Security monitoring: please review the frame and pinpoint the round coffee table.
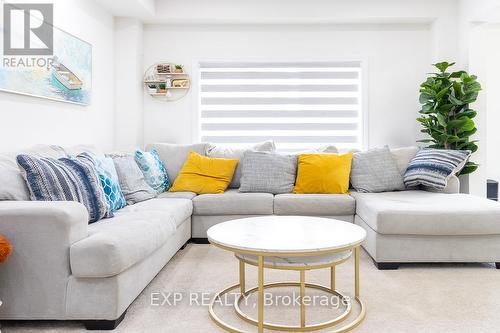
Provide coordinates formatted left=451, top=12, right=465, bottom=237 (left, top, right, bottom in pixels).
left=207, top=216, right=367, bottom=333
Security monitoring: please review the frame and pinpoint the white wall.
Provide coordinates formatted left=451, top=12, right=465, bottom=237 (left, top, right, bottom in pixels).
left=0, top=0, right=114, bottom=151
left=142, top=23, right=431, bottom=149
left=114, top=18, right=144, bottom=151
left=468, top=24, right=500, bottom=193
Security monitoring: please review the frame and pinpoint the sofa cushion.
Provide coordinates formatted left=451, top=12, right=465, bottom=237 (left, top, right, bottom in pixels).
left=351, top=191, right=500, bottom=235
left=294, top=153, right=352, bottom=194
left=206, top=141, right=276, bottom=188
left=158, top=191, right=197, bottom=200
left=17, top=153, right=111, bottom=223
left=146, top=142, right=208, bottom=182
left=403, top=148, right=470, bottom=190
left=193, top=189, right=273, bottom=215
left=390, top=146, right=419, bottom=176
left=64, top=144, right=105, bottom=159
left=0, top=144, right=67, bottom=201
left=274, top=194, right=355, bottom=216
left=70, top=198, right=192, bottom=278
left=239, top=151, right=297, bottom=194
left=169, top=152, right=238, bottom=194
left=350, top=146, right=405, bottom=193
left=110, top=154, right=156, bottom=205
left=88, top=153, right=127, bottom=212
left=135, top=149, right=171, bottom=194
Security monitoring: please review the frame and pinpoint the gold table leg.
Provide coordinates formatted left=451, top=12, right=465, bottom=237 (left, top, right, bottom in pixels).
left=300, top=270, right=306, bottom=328
left=239, top=260, right=245, bottom=295
left=258, top=256, right=264, bottom=333
left=210, top=247, right=366, bottom=333
left=330, top=265, right=336, bottom=291
left=354, top=246, right=360, bottom=297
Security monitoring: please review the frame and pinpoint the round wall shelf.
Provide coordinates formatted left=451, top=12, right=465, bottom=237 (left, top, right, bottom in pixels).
left=143, top=62, right=191, bottom=102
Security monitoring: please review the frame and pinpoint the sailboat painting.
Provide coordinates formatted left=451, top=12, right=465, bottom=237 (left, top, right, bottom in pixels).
left=0, top=24, right=91, bottom=105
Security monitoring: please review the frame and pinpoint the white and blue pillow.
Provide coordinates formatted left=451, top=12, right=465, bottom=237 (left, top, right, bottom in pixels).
left=81, top=153, right=127, bottom=212
left=403, top=148, right=471, bottom=190
left=16, top=153, right=111, bottom=223
left=134, top=149, right=171, bottom=194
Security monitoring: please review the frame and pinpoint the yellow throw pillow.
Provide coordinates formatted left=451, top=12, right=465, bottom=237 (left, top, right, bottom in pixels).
left=169, top=151, right=238, bottom=194
left=293, top=153, right=353, bottom=194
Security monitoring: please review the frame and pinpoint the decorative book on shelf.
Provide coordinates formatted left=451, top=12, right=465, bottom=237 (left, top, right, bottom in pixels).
left=143, top=62, right=191, bottom=102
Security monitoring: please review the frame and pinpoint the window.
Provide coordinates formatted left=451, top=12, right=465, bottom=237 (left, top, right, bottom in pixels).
left=198, top=61, right=363, bottom=152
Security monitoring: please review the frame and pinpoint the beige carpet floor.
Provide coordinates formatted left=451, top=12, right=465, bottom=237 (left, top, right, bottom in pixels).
left=3, top=244, right=500, bottom=333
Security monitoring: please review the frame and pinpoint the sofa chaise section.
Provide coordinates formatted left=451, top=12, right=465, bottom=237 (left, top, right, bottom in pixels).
left=351, top=191, right=500, bottom=269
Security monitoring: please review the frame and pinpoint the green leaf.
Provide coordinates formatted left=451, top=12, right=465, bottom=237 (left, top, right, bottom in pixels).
left=437, top=103, right=454, bottom=112
left=449, top=95, right=464, bottom=106
left=436, top=113, right=447, bottom=127
left=459, top=117, right=475, bottom=132
left=453, top=81, right=463, bottom=97
left=461, top=128, right=477, bottom=137
left=459, top=109, right=477, bottom=119
left=416, top=139, right=435, bottom=143
left=419, top=94, right=432, bottom=104
left=422, top=104, right=433, bottom=112
left=434, top=62, right=455, bottom=72
left=450, top=70, right=466, bottom=78
left=459, top=161, right=479, bottom=175
left=436, top=85, right=451, bottom=99
left=447, top=119, right=468, bottom=130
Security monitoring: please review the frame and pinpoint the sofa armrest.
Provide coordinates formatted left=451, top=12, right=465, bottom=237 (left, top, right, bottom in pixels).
left=0, top=201, right=88, bottom=319
left=442, top=175, right=460, bottom=194
left=424, top=175, right=460, bottom=194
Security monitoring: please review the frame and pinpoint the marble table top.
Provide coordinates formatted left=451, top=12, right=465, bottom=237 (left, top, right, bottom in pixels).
left=207, top=216, right=366, bottom=255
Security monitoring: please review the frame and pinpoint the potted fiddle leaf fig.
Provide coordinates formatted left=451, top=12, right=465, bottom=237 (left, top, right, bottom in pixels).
left=417, top=61, right=482, bottom=175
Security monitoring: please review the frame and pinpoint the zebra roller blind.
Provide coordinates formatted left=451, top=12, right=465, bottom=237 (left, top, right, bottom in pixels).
left=198, top=61, right=363, bottom=152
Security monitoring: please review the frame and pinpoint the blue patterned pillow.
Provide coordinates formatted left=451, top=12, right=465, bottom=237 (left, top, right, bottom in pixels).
left=16, top=154, right=111, bottom=223
left=403, top=149, right=471, bottom=190
left=134, top=149, right=171, bottom=194
left=81, top=153, right=127, bottom=212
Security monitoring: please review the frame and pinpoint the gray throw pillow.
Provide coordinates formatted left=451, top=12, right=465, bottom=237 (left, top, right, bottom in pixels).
left=205, top=141, right=276, bottom=188
left=239, top=151, right=297, bottom=194
left=110, top=154, right=156, bottom=205
left=350, top=146, right=405, bottom=193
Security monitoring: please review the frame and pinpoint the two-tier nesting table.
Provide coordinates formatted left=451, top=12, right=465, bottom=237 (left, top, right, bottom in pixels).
left=207, top=216, right=367, bottom=333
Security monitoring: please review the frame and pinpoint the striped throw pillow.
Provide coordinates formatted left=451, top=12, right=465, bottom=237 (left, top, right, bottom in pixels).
left=16, top=154, right=111, bottom=223
left=403, top=149, right=470, bottom=190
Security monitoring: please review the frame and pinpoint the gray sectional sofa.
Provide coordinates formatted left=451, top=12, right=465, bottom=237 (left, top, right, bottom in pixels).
left=1, top=142, right=500, bottom=329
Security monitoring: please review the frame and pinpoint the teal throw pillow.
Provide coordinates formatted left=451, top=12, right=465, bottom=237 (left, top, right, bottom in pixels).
left=90, top=154, right=127, bottom=212
left=135, top=149, right=171, bottom=194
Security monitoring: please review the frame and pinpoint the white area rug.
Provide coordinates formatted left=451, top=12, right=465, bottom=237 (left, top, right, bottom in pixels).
left=3, top=244, right=500, bottom=332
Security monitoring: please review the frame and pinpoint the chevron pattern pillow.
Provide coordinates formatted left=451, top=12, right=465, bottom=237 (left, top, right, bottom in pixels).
left=403, top=148, right=471, bottom=190
left=16, top=154, right=111, bottom=223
